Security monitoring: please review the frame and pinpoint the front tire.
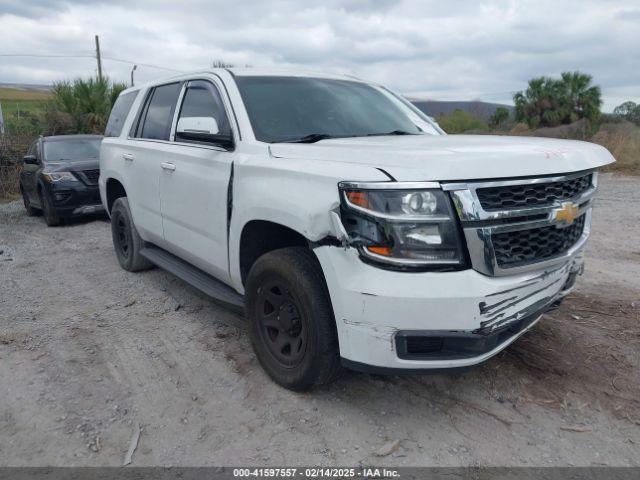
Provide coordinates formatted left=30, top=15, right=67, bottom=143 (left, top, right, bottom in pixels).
left=245, top=247, right=341, bottom=391
left=21, top=184, right=39, bottom=217
left=39, top=189, right=60, bottom=226
left=110, top=197, right=153, bottom=272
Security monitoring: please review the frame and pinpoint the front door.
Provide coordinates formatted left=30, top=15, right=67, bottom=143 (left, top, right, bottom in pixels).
left=159, top=79, right=235, bottom=283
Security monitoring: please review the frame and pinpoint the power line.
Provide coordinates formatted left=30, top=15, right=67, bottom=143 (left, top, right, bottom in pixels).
left=101, top=56, right=183, bottom=72
left=0, top=53, right=183, bottom=72
left=0, top=53, right=95, bottom=58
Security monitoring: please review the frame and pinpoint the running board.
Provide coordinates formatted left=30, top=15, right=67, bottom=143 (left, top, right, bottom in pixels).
left=140, top=246, right=244, bottom=313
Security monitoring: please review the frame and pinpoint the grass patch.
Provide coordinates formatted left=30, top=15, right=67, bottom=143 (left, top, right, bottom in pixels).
left=0, top=87, right=53, bottom=101
left=1, top=87, right=52, bottom=132
left=0, top=99, right=49, bottom=118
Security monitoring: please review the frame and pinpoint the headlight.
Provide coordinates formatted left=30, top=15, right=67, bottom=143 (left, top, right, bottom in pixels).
left=42, top=172, right=78, bottom=182
left=339, top=182, right=466, bottom=269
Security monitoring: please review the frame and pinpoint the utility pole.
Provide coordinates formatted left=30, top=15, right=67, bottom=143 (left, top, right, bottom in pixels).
left=95, top=34, right=103, bottom=81
left=131, top=65, right=137, bottom=86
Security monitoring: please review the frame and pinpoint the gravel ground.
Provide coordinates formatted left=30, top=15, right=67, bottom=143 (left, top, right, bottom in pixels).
left=0, top=174, right=638, bottom=467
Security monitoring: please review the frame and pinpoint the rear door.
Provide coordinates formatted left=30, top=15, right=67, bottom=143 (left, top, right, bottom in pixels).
left=159, top=79, right=236, bottom=282
left=125, top=82, right=183, bottom=244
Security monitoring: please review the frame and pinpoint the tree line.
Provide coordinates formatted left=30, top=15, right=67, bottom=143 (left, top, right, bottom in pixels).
left=2, top=71, right=639, bottom=136
left=439, top=71, right=638, bottom=134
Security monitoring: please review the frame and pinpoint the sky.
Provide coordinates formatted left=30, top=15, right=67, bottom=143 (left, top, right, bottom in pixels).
left=0, top=0, right=638, bottom=111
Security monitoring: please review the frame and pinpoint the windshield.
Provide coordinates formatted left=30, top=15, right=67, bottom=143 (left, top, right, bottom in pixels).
left=235, top=76, right=439, bottom=143
left=44, top=138, right=101, bottom=161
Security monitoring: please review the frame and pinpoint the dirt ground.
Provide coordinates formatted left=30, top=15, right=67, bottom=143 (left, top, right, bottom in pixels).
left=0, top=174, right=638, bottom=467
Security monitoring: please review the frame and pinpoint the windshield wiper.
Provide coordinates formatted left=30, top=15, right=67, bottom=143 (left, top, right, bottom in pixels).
left=281, top=130, right=418, bottom=143
left=282, top=133, right=341, bottom=144
left=365, top=130, right=417, bottom=137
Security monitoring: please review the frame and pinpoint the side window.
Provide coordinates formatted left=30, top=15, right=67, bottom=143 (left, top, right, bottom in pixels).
left=105, top=90, right=138, bottom=137
left=27, top=141, right=40, bottom=162
left=175, top=80, right=231, bottom=142
left=138, top=83, right=182, bottom=141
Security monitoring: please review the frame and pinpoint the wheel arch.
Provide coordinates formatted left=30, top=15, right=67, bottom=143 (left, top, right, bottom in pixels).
left=105, top=177, right=127, bottom=214
left=238, top=219, right=312, bottom=286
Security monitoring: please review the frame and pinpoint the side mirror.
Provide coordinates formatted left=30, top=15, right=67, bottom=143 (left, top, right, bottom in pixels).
left=177, top=116, right=219, bottom=136
left=176, top=116, right=233, bottom=149
left=23, top=155, right=38, bottom=165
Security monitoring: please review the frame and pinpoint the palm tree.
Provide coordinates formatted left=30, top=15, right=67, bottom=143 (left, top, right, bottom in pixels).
left=514, top=71, right=602, bottom=128
left=559, top=71, right=602, bottom=124
left=514, top=76, right=563, bottom=128
left=52, top=77, right=127, bottom=134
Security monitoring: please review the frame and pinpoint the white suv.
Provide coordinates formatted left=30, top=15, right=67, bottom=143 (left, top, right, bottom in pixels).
left=100, top=68, right=614, bottom=390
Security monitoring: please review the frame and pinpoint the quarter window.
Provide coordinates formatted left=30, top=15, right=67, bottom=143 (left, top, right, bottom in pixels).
left=105, top=90, right=138, bottom=137
left=138, top=83, right=182, bottom=141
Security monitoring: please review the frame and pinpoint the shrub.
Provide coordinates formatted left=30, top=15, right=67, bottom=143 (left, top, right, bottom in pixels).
left=489, top=107, right=511, bottom=129
left=437, top=109, right=488, bottom=134
left=591, top=121, right=640, bottom=173
left=0, top=132, right=36, bottom=200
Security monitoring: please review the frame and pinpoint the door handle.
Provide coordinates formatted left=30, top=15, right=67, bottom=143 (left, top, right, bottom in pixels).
left=122, top=153, right=134, bottom=162
left=161, top=162, right=176, bottom=171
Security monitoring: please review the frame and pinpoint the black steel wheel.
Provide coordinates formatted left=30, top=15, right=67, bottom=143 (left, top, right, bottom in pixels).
left=110, top=197, right=153, bottom=272
left=256, top=281, right=308, bottom=368
left=114, top=212, right=132, bottom=261
left=246, top=247, right=341, bottom=391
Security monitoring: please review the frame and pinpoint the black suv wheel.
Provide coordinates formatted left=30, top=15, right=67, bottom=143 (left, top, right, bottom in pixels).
left=20, top=184, right=40, bottom=217
left=39, top=189, right=60, bottom=226
left=110, top=197, right=153, bottom=272
left=245, top=247, right=341, bottom=391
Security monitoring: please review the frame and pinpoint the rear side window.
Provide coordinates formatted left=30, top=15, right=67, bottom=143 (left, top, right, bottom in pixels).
left=105, top=90, right=138, bottom=137
left=138, top=83, right=182, bottom=141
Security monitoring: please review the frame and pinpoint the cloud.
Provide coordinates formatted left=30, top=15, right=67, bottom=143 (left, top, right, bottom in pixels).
left=0, top=0, right=637, bottom=110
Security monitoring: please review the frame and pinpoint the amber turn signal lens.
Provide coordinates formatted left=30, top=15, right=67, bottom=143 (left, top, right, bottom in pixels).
left=345, top=190, right=371, bottom=209
left=366, top=246, right=393, bottom=256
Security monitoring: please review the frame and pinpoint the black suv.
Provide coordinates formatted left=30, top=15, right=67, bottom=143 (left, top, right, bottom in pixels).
left=19, top=135, right=104, bottom=226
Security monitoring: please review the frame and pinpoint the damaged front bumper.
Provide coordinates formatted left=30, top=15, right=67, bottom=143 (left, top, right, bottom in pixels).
left=314, top=245, right=583, bottom=372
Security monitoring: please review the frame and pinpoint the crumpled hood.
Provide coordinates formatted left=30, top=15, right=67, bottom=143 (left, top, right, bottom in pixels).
left=269, top=134, right=615, bottom=181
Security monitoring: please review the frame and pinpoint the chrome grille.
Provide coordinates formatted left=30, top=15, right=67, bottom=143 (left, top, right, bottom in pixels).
left=442, top=171, right=597, bottom=276
left=477, top=173, right=592, bottom=210
left=493, top=214, right=586, bottom=267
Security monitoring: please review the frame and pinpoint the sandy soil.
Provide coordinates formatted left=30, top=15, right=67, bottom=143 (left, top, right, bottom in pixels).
left=0, top=174, right=638, bottom=467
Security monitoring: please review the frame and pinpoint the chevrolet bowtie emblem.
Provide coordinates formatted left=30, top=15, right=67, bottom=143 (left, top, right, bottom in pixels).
left=553, top=202, right=580, bottom=226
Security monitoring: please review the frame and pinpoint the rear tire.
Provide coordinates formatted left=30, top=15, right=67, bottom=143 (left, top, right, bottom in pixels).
left=245, top=247, right=341, bottom=391
left=21, top=184, right=40, bottom=217
left=110, top=197, right=153, bottom=272
left=39, top=190, right=60, bottom=226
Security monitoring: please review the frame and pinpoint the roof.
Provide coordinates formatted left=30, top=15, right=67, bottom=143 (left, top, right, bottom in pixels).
left=121, top=67, right=366, bottom=94
left=42, top=134, right=103, bottom=142
left=227, top=67, right=362, bottom=81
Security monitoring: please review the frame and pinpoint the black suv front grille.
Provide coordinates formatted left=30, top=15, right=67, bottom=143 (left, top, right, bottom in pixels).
left=477, top=173, right=592, bottom=211
left=492, top=214, right=586, bottom=267
left=82, top=169, right=100, bottom=184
